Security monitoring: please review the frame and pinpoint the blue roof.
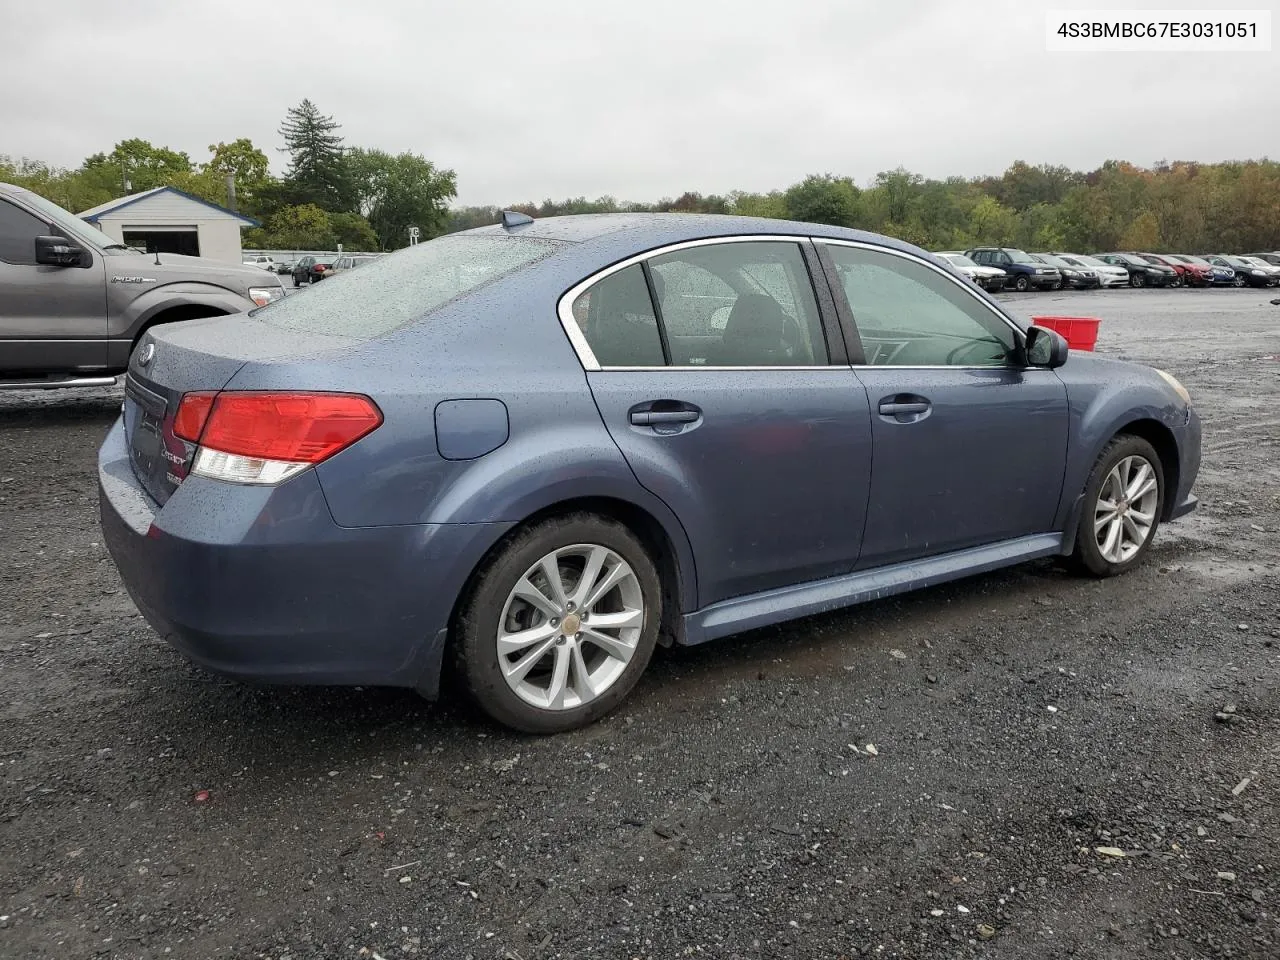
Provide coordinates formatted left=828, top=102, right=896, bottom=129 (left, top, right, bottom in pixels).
left=80, top=186, right=260, bottom=227
left=463, top=212, right=927, bottom=261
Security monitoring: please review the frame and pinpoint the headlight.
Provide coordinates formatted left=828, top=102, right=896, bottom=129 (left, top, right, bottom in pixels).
left=1034, top=268, right=1047, bottom=274
left=1250, top=269, right=1264, bottom=276
left=249, top=286, right=285, bottom=307
left=1154, top=368, right=1191, bottom=406
left=1064, top=270, right=1079, bottom=277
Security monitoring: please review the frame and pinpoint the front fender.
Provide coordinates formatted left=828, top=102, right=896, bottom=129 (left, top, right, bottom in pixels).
left=110, top=282, right=253, bottom=338
left=1054, top=357, right=1195, bottom=539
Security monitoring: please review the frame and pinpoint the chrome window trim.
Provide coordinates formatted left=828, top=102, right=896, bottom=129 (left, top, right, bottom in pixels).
left=557, top=234, right=825, bottom=372
left=556, top=233, right=1038, bottom=374
left=811, top=237, right=1027, bottom=342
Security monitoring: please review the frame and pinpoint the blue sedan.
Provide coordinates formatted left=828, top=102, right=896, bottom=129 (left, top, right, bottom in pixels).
left=99, top=213, right=1201, bottom=733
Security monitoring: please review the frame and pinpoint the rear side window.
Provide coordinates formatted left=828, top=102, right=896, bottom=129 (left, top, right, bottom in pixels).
left=649, top=241, right=827, bottom=366
left=571, top=264, right=666, bottom=367
left=256, top=235, right=560, bottom=338
left=0, top=199, right=49, bottom=265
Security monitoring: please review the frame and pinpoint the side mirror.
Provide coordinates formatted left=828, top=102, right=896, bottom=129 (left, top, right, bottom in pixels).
left=1026, top=325, right=1069, bottom=368
left=35, top=236, right=88, bottom=268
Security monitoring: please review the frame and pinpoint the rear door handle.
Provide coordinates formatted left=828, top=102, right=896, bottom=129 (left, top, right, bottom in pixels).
left=630, top=409, right=700, bottom=426
left=878, top=401, right=930, bottom=415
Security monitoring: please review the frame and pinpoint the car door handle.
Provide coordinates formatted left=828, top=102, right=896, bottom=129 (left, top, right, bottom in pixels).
left=878, top=401, right=930, bottom=416
left=630, top=409, right=700, bottom=426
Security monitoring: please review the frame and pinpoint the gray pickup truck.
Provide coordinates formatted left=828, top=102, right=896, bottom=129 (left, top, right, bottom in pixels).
left=0, top=182, right=284, bottom=389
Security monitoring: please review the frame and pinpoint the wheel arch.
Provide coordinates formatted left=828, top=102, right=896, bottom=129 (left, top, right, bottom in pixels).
left=1060, top=412, right=1185, bottom=552
left=1114, top=417, right=1180, bottom=520
left=446, top=494, right=694, bottom=652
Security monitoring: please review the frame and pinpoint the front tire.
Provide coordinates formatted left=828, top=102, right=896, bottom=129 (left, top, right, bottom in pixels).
left=454, top=513, right=663, bottom=733
left=1013, top=274, right=1031, bottom=292
left=1130, top=272, right=1145, bottom=288
left=1068, top=435, right=1164, bottom=577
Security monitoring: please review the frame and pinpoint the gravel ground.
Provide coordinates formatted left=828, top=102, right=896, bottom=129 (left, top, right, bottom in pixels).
left=1, top=288, right=1278, bottom=960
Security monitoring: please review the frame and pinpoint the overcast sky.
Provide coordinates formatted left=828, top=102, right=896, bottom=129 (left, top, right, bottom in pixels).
left=2, top=0, right=1275, bottom=206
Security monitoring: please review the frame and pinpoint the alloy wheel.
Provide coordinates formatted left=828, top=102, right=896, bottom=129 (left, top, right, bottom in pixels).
left=496, top=544, right=645, bottom=711
left=1093, top=455, right=1159, bottom=564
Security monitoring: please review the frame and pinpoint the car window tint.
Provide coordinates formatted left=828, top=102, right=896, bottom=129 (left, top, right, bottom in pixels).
left=255, top=234, right=561, bottom=338
left=571, top=264, right=666, bottom=367
left=0, top=199, right=49, bottom=265
left=827, top=245, right=1016, bottom=367
left=648, top=241, right=827, bottom=366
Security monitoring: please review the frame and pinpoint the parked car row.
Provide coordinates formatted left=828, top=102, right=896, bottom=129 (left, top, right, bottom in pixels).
left=934, top=246, right=1280, bottom=291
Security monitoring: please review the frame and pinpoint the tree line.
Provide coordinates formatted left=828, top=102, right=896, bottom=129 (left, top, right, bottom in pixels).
left=6, top=114, right=1278, bottom=254
left=0, top=100, right=456, bottom=252
left=449, top=159, right=1280, bottom=254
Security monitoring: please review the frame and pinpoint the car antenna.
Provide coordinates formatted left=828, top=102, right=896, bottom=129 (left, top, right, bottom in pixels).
left=153, top=248, right=162, bottom=266
left=501, top=210, right=534, bottom=230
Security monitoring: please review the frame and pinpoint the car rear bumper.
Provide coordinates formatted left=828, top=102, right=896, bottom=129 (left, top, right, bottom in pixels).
left=98, top=418, right=510, bottom=695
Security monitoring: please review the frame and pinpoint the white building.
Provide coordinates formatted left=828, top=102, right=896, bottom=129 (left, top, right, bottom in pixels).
left=78, top=187, right=259, bottom=263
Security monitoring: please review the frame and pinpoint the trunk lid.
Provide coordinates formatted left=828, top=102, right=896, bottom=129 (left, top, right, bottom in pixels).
left=123, top=314, right=356, bottom=505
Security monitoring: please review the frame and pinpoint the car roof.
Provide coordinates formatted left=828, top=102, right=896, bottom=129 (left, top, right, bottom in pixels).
left=458, top=212, right=932, bottom=260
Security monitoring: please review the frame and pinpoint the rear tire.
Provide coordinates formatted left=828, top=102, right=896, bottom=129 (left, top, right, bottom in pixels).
left=1067, top=435, right=1164, bottom=578
left=454, top=513, right=663, bottom=734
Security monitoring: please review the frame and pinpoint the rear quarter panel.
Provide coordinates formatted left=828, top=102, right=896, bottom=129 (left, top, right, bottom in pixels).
left=226, top=254, right=701, bottom=608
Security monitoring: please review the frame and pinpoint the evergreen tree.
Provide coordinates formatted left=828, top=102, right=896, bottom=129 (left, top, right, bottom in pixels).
left=277, top=99, right=352, bottom=212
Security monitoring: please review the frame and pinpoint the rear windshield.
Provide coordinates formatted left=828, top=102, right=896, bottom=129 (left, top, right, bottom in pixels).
left=253, top=234, right=561, bottom=338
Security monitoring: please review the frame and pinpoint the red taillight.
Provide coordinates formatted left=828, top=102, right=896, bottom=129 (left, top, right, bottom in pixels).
left=174, top=392, right=217, bottom=441
left=196, top=392, right=382, bottom=463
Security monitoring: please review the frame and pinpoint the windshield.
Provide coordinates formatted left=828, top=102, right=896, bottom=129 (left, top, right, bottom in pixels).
left=1179, top=255, right=1210, bottom=265
left=1067, top=254, right=1104, bottom=268
left=253, top=233, right=562, bottom=338
left=1118, top=254, right=1146, bottom=265
left=1035, top=254, right=1070, bottom=269
left=942, top=253, right=978, bottom=268
left=1006, top=249, right=1035, bottom=264
left=14, top=189, right=138, bottom=254
left=1139, top=255, right=1167, bottom=265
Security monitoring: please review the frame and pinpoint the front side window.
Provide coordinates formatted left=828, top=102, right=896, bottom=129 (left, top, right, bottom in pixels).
left=648, top=241, right=827, bottom=366
left=825, top=244, right=1017, bottom=367
left=571, top=263, right=666, bottom=367
left=0, top=199, right=50, bottom=265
